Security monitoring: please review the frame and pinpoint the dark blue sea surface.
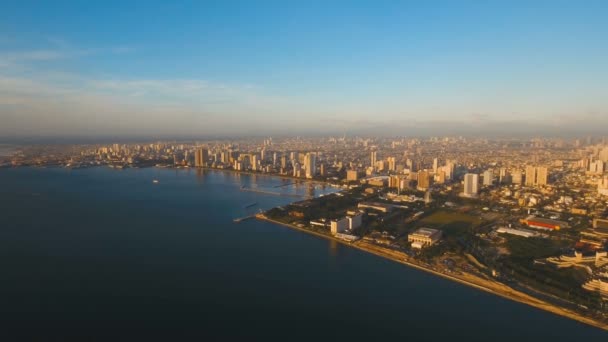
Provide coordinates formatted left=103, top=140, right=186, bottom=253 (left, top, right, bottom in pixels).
left=0, top=167, right=605, bottom=341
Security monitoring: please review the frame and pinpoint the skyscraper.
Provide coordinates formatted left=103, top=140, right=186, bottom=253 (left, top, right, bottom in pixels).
left=417, top=170, right=431, bottom=190
left=387, top=157, right=396, bottom=172
left=462, top=173, right=479, bottom=198
left=535, top=166, right=548, bottom=186
left=525, top=165, right=536, bottom=186
left=370, top=151, right=377, bottom=170
left=525, top=166, right=548, bottom=186
left=305, top=153, right=317, bottom=179
left=194, top=148, right=208, bottom=168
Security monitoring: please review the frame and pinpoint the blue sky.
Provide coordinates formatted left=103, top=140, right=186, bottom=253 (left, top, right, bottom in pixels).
left=1, top=1, right=607, bottom=137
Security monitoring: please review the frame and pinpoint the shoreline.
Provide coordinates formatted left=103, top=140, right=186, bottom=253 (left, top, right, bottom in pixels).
left=179, top=166, right=334, bottom=186
left=256, top=215, right=608, bottom=332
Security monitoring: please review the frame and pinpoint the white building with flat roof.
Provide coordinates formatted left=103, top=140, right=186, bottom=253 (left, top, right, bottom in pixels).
left=408, top=228, right=442, bottom=248
left=347, top=213, right=363, bottom=230
left=330, top=218, right=349, bottom=235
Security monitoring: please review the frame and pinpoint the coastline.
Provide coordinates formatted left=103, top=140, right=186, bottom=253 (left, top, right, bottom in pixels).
left=256, top=214, right=608, bottom=332
left=194, top=166, right=333, bottom=186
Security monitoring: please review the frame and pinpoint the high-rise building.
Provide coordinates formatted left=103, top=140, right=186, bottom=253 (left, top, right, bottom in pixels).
left=536, top=166, right=548, bottom=186
left=417, top=170, right=431, bottom=190
left=436, top=170, right=446, bottom=184
left=433, top=158, right=438, bottom=173
left=347, top=170, right=359, bottom=181
left=512, top=170, right=523, bottom=184
left=590, top=160, right=605, bottom=174
left=444, top=161, right=455, bottom=180
left=499, top=168, right=509, bottom=184
left=305, top=153, right=317, bottom=179
left=483, top=169, right=494, bottom=186
left=599, top=177, right=608, bottom=196
left=599, top=147, right=608, bottom=162
left=194, top=148, right=208, bottom=168
left=462, top=173, right=479, bottom=198
left=387, top=157, right=396, bottom=172
left=370, top=151, right=377, bottom=170
left=525, top=165, right=536, bottom=186
left=525, top=166, right=549, bottom=186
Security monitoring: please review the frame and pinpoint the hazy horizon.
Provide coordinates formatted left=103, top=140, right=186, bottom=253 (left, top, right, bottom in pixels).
left=2, top=1, right=607, bottom=137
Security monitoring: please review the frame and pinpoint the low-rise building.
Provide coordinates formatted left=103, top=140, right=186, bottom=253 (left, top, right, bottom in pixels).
left=520, top=215, right=569, bottom=231
left=408, top=228, right=442, bottom=249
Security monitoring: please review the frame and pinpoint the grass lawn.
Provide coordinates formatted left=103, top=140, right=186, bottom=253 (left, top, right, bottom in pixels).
left=418, top=210, right=482, bottom=231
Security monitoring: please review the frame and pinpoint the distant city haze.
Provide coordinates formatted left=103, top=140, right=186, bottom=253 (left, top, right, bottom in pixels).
left=1, top=1, right=607, bottom=138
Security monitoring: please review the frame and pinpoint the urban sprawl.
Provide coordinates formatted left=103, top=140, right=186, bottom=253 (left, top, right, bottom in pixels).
left=4, top=136, right=608, bottom=328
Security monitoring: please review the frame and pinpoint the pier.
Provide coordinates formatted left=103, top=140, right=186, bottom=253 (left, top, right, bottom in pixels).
left=233, top=215, right=256, bottom=223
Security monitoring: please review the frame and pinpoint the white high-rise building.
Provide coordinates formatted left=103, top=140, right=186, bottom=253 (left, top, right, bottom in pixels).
left=483, top=169, right=494, bottom=186
left=462, top=173, right=479, bottom=198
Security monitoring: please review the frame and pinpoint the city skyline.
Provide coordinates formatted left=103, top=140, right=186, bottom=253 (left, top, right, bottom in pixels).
left=2, top=1, right=608, bottom=138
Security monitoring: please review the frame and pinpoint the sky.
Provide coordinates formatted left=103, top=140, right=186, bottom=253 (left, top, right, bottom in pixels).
left=1, top=0, right=607, bottom=138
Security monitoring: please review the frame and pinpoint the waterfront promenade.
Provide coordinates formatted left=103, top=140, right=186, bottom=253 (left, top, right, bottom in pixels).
left=255, top=214, right=608, bottom=331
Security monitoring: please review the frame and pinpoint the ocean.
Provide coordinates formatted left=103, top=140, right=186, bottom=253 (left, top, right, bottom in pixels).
left=0, top=167, right=605, bottom=341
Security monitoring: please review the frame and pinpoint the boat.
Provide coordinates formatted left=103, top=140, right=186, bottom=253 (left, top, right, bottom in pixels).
left=244, top=202, right=258, bottom=208
left=152, top=179, right=159, bottom=184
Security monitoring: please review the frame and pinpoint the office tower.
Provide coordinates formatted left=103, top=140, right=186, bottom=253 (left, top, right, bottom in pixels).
left=195, top=148, right=208, bottom=168
left=319, top=163, right=326, bottom=176
left=525, top=165, right=536, bottom=186
left=305, top=153, right=316, bottom=179
left=273, top=152, right=277, bottom=166
left=280, top=156, right=287, bottom=169
left=290, top=152, right=298, bottom=163
left=251, top=154, right=259, bottom=171
left=483, top=169, right=494, bottom=186
left=433, top=158, right=438, bottom=173
left=417, top=170, right=431, bottom=190
left=370, top=151, right=377, bottom=169
left=463, top=173, right=479, bottom=197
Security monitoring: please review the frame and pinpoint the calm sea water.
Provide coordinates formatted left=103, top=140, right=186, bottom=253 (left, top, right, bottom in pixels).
left=0, top=167, right=605, bottom=341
